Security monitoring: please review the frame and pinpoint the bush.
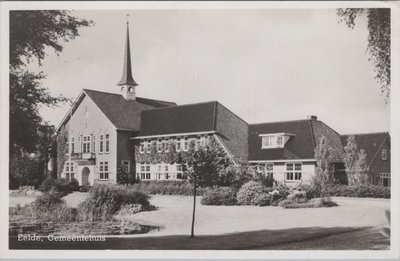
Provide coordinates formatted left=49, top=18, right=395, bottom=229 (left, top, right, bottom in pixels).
left=32, top=191, right=76, bottom=222
left=253, top=173, right=275, bottom=188
left=77, top=184, right=151, bottom=222
left=79, top=186, right=89, bottom=192
left=237, top=181, right=271, bottom=206
left=130, top=180, right=210, bottom=196
left=117, top=167, right=138, bottom=185
left=69, top=178, right=80, bottom=191
left=218, top=164, right=254, bottom=191
left=325, top=184, right=390, bottom=198
left=54, top=178, right=71, bottom=193
left=39, top=177, right=56, bottom=192
left=278, top=196, right=338, bottom=209
left=201, top=187, right=237, bottom=206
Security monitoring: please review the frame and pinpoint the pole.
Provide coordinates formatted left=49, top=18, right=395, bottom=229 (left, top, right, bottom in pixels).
left=191, top=175, right=197, bottom=238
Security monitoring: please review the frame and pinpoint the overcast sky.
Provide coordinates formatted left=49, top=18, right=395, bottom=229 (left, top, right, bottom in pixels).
left=34, top=9, right=390, bottom=134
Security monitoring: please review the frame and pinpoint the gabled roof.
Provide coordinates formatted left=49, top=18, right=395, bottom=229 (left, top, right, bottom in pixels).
left=56, top=89, right=176, bottom=132
left=340, top=132, right=390, bottom=165
left=248, top=118, right=343, bottom=161
left=248, top=120, right=316, bottom=161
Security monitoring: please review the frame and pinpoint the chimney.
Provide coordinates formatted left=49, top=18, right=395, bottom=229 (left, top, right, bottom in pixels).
left=307, top=115, right=317, bottom=120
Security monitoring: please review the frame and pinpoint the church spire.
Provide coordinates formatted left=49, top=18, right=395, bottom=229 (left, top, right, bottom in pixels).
left=117, top=18, right=138, bottom=87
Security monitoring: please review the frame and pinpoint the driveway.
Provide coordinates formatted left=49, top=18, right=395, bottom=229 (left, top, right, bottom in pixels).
left=119, top=195, right=390, bottom=237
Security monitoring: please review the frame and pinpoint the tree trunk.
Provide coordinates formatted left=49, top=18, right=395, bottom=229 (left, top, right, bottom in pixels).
left=191, top=176, right=197, bottom=238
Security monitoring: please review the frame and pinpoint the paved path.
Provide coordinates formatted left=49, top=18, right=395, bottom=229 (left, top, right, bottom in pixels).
left=118, top=195, right=390, bottom=237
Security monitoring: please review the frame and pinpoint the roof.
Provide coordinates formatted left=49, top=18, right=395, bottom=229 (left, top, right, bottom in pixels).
left=139, top=101, right=249, bottom=160
left=139, top=101, right=218, bottom=136
left=56, top=89, right=176, bottom=132
left=340, top=132, right=390, bottom=165
left=117, top=23, right=138, bottom=87
left=248, top=118, right=343, bottom=161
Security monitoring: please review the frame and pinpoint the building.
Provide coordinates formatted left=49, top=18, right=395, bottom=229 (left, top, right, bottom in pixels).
left=340, top=133, right=391, bottom=187
left=55, top=22, right=390, bottom=187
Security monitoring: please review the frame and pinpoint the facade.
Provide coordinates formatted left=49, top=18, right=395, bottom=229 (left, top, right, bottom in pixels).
left=340, top=133, right=391, bottom=187
left=55, top=22, right=391, bottom=187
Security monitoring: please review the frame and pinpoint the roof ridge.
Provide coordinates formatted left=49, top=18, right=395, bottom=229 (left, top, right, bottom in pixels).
left=142, top=100, right=218, bottom=112
left=341, top=132, right=389, bottom=136
left=249, top=119, right=309, bottom=126
left=83, top=88, right=175, bottom=105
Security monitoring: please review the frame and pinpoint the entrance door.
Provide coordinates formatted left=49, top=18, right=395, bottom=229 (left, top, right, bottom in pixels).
left=82, top=167, right=90, bottom=186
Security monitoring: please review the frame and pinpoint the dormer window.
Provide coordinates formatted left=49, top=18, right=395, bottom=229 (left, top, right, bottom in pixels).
left=260, top=133, right=294, bottom=149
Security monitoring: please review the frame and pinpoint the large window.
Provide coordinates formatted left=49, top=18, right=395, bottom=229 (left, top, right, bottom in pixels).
left=183, top=137, right=189, bottom=151
left=380, top=173, right=390, bottom=187
left=146, top=140, right=151, bottom=153
left=139, top=142, right=145, bottom=153
left=176, top=138, right=182, bottom=152
left=99, top=161, right=109, bottom=180
left=83, top=135, right=91, bottom=153
left=64, top=161, right=75, bottom=181
left=286, top=163, right=302, bottom=181
left=99, top=135, right=104, bottom=153
left=138, top=163, right=151, bottom=180
left=105, top=134, right=110, bottom=153
left=164, top=140, right=170, bottom=152
left=71, top=137, right=75, bottom=154
left=261, top=135, right=285, bottom=149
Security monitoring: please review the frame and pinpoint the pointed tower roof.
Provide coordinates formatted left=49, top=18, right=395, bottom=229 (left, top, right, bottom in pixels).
left=117, top=21, right=138, bottom=86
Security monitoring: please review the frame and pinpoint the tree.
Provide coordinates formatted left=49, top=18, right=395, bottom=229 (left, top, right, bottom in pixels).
left=180, top=139, right=230, bottom=237
left=343, top=135, right=369, bottom=185
left=337, top=8, right=390, bottom=102
left=312, top=136, right=335, bottom=196
left=9, top=11, right=92, bottom=187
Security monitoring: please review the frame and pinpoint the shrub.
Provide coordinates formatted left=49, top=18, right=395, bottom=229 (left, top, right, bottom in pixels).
left=237, top=181, right=271, bottom=206
left=130, top=180, right=210, bottom=196
left=79, top=186, right=89, bottom=192
left=278, top=196, right=338, bottom=209
left=117, top=167, right=138, bottom=185
left=32, top=191, right=76, bottom=222
left=313, top=197, right=339, bottom=208
left=69, top=178, right=80, bottom=191
left=253, top=173, right=275, bottom=188
left=201, top=187, right=237, bottom=206
left=287, top=190, right=307, bottom=202
left=77, top=184, right=151, bottom=222
left=54, top=178, right=71, bottom=193
left=39, top=177, right=56, bottom=192
left=325, top=184, right=390, bottom=198
left=219, top=164, right=254, bottom=191
left=257, top=194, right=272, bottom=206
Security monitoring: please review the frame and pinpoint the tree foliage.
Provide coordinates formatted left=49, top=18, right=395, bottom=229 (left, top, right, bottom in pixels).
left=343, top=135, right=369, bottom=185
left=312, top=136, right=335, bottom=195
left=337, top=8, right=390, bottom=101
left=9, top=11, right=92, bottom=187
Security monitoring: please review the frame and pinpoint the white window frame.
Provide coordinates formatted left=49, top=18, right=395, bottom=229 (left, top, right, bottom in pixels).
left=285, top=163, right=302, bottom=181
left=164, top=139, right=170, bottom=152
left=99, top=134, right=104, bottom=153
left=157, top=139, right=163, bottom=152
left=176, top=138, right=182, bottom=152
left=71, top=137, right=75, bottom=154
left=105, top=134, right=110, bottom=153
left=146, top=140, right=151, bottom=153
left=265, top=163, right=274, bottom=177
left=99, top=161, right=109, bottom=180
left=261, top=134, right=285, bottom=149
left=183, top=137, right=189, bottom=151
left=83, top=135, right=91, bottom=153
left=139, top=142, right=145, bottom=154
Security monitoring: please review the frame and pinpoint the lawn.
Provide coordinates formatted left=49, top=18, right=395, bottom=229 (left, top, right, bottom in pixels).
left=9, top=193, right=390, bottom=250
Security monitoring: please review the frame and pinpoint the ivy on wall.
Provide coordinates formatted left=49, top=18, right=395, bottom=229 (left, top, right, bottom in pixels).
left=135, top=135, right=227, bottom=165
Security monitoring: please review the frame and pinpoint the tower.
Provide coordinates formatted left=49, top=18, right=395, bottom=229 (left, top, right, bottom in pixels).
left=117, top=19, right=138, bottom=100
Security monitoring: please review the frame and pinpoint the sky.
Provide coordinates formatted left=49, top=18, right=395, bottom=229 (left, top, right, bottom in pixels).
left=33, top=9, right=390, bottom=134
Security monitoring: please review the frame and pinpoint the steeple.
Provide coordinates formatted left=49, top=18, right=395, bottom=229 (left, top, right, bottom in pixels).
left=118, top=17, right=138, bottom=100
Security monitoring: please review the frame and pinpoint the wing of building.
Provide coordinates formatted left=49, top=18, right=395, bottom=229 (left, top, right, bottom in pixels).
left=55, top=21, right=390, bottom=187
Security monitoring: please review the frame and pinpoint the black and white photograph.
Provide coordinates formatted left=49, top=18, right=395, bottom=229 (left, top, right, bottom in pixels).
left=1, top=1, right=399, bottom=259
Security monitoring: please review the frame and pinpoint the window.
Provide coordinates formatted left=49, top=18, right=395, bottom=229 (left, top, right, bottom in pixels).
left=105, top=134, right=110, bottom=153
left=99, top=161, right=109, bottom=180
left=200, top=136, right=207, bottom=147
left=183, top=137, right=189, bottom=151
left=121, top=160, right=130, bottom=173
left=195, top=139, right=200, bottom=150
left=99, top=135, right=104, bottom=153
left=93, top=135, right=95, bottom=153
left=261, top=135, right=285, bottom=149
left=276, top=136, right=283, bottom=146
left=164, top=140, right=170, bottom=152
left=71, top=137, right=75, bottom=154
left=266, top=163, right=273, bottom=177
left=380, top=173, right=390, bottom=187
left=83, top=135, right=91, bottom=153
left=146, top=140, right=151, bottom=153
left=382, top=149, right=387, bottom=160
left=286, top=163, right=302, bottom=181
left=138, top=163, right=151, bottom=180
left=157, top=139, right=163, bottom=152
left=139, top=142, right=145, bottom=153
left=176, top=138, right=181, bottom=151
left=64, top=161, right=75, bottom=181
